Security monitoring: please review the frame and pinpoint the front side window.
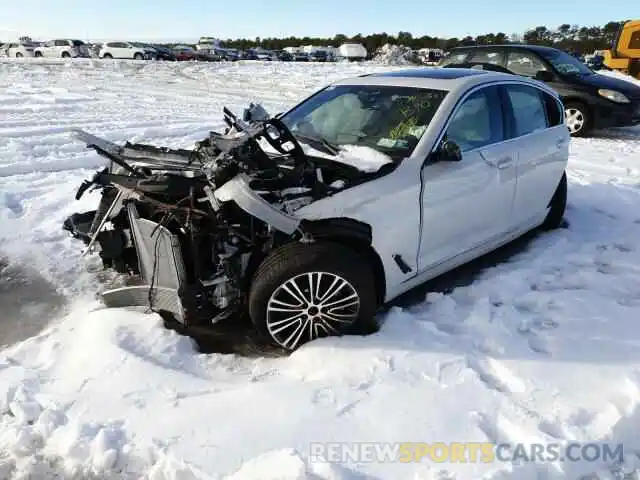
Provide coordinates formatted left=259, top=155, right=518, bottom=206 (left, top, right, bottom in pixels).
left=506, top=51, right=548, bottom=77
left=505, top=85, right=549, bottom=136
left=445, top=86, right=504, bottom=151
left=280, top=85, right=448, bottom=160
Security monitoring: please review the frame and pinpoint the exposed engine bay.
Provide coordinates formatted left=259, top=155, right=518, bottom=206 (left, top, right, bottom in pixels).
left=63, top=104, right=391, bottom=326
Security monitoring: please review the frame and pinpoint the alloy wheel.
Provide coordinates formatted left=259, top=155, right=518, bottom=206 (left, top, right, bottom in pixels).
left=266, top=271, right=360, bottom=350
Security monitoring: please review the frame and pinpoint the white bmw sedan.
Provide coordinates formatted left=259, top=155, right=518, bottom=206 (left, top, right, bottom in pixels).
left=64, top=67, right=569, bottom=350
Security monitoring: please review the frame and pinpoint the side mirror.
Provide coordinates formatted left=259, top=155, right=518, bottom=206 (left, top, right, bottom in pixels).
left=432, top=140, right=462, bottom=163
left=534, top=70, right=554, bottom=82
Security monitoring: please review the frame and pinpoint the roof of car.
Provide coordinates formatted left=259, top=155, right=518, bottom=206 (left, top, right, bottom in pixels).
left=333, top=67, right=520, bottom=91
left=368, top=67, right=490, bottom=80
left=447, top=44, right=562, bottom=54
left=330, top=66, right=560, bottom=99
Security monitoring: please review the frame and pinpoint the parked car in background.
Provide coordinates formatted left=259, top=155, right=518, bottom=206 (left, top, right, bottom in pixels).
left=173, top=46, right=198, bottom=61
left=99, top=42, right=153, bottom=60
left=293, top=51, right=309, bottom=61
left=147, top=45, right=177, bottom=61
left=214, top=48, right=239, bottom=61
left=173, top=46, right=218, bottom=61
left=254, top=49, right=275, bottom=61
left=0, top=41, right=35, bottom=57
left=241, top=49, right=259, bottom=60
left=274, top=50, right=293, bottom=61
left=34, top=39, right=90, bottom=58
left=440, top=44, right=640, bottom=136
left=309, top=50, right=328, bottom=62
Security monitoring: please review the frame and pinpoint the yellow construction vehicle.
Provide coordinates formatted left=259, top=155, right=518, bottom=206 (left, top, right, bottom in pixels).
left=602, top=20, right=640, bottom=79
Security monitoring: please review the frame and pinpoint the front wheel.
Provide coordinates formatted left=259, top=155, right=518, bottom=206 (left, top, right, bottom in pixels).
left=15, top=52, right=23, bottom=58
left=133, top=53, right=144, bottom=60
left=248, top=242, right=378, bottom=350
left=565, top=101, right=591, bottom=137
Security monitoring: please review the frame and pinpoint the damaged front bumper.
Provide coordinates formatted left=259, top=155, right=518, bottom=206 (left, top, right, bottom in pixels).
left=63, top=123, right=312, bottom=326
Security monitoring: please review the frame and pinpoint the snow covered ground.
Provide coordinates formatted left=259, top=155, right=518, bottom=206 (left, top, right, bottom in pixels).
left=1, top=58, right=640, bottom=479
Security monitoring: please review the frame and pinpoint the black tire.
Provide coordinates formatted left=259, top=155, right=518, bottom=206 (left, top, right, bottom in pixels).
left=102, top=53, right=113, bottom=59
left=34, top=51, right=43, bottom=58
left=248, top=241, right=378, bottom=350
left=564, top=101, right=591, bottom=137
left=542, top=171, right=567, bottom=230
left=15, top=52, right=23, bottom=58
left=61, top=51, right=71, bottom=58
left=134, top=53, right=144, bottom=60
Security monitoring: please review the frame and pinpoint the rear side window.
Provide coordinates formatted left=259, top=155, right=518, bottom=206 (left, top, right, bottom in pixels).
left=506, top=51, right=548, bottom=77
left=505, top=85, right=548, bottom=136
left=469, top=50, right=505, bottom=65
left=440, top=51, right=469, bottom=66
left=54, top=40, right=67, bottom=47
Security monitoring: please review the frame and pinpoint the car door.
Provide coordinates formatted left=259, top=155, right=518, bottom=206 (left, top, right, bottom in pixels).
left=418, top=85, right=518, bottom=271
left=502, top=83, right=569, bottom=228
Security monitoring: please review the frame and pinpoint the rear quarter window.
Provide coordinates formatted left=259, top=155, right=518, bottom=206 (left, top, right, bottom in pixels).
left=542, top=92, right=563, bottom=127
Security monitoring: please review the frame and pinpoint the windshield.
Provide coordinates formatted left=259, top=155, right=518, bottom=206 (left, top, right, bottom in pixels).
left=539, top=50, right=593, bottom=76
left=280, top=85, right=448, bottom=160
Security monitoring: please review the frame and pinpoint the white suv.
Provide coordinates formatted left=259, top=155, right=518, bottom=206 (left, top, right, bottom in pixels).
left=34, top=39, right=90, bottom=58
left=98, top=42, right=152, bottom=60
left=64, top=68, right=570, bottom=351
left=0, top=42, right=35, bottom=57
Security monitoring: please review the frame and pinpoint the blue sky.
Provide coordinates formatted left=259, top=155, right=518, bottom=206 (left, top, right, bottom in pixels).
left=0, top=0, right=635, bottom=42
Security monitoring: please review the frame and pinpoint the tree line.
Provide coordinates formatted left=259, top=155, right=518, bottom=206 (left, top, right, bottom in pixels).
left=216, top=21, right=629, bottom=55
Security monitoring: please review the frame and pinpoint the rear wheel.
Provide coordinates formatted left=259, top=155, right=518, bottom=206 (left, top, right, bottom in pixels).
left=133, top=53, right=144, bottom=60
left=61, top=51, right=71, bottom=58
left=34, top=51, right=42, bottom=57
left=102, top=53, right=113, bottom=59
left=248, top=242, right=378, bottom=350
left=15, top=52, right=23, bottom=58
left=541, top=171, right=567, bottom=230
left=565, top=101, right=591, bottom=137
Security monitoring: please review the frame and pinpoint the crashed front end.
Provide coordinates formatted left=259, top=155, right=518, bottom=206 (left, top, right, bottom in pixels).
left=63, top=105, right=367, bottom=326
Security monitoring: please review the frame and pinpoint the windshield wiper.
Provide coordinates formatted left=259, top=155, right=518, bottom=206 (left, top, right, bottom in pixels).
left=293, top=132, right=341, bottom=156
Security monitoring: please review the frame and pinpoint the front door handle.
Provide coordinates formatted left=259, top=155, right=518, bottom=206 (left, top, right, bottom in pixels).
left=496, top=156, right=513, bottom=169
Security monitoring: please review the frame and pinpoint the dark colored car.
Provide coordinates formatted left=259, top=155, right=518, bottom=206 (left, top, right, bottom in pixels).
left=309, top=50, right=328, bottom=62
left=275, top=50, right=293, bottom=61
left=440, top=44, right=640, bottom=136
left=149, top=45, right=177, bottom=61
